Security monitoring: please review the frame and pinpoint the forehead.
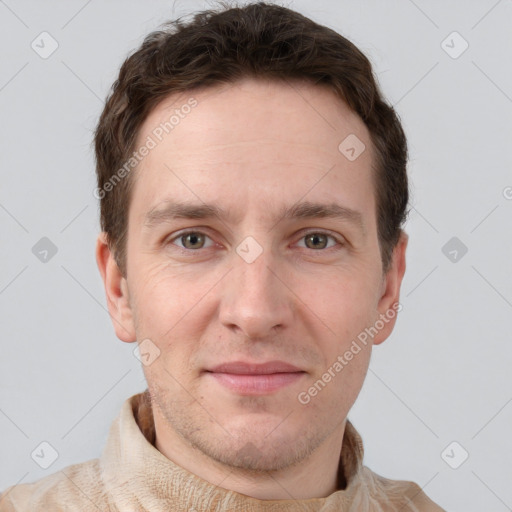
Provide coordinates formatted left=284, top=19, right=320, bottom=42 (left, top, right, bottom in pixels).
left=130, top=77, right=376, bottom=229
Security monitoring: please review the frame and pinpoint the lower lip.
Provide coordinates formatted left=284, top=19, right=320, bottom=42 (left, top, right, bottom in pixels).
left=207, top=372, right=305, bottom=394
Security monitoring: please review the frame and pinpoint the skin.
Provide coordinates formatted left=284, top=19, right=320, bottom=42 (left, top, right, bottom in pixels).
left=96, top=77, right=408, bottom=500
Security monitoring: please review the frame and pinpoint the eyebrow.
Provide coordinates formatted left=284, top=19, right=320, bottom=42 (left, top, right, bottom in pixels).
left=143, top=200, right=366, bottom=234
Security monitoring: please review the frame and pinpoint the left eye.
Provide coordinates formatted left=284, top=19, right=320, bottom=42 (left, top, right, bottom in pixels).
left=297, top=232, right=339, bottom=250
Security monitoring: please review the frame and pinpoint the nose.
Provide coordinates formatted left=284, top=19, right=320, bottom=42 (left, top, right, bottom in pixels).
left=219, top=245, right=294, bottom=340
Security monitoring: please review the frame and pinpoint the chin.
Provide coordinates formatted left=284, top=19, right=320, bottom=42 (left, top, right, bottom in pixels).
left=192, top=417, right=324, bottom=473
left=205, top=434, right=310, bottom=473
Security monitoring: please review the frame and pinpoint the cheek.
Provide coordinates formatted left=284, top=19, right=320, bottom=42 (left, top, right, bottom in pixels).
left=299, top=342, right=371, bottom=421
left=296, top=271, right=379, bottom=391
left=129, top=262, right=180, bottom=335
left=129, top=260, right=219, bottom=346
left=299, top=269, right=379, bottom=332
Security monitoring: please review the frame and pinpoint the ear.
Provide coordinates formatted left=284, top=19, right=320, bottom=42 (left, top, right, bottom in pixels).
left=95, top=232, right=137, bottom=343
left=372, top=230, right=408, bottom=346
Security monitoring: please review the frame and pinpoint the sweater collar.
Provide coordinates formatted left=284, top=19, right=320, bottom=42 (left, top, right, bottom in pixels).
left=100, top=390, right=366, bottom=511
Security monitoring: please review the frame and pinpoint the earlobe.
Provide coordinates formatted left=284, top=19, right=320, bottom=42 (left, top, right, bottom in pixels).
left=95, top=232, right=137, bottom=343
left=372, top=231, right=408, bottom=346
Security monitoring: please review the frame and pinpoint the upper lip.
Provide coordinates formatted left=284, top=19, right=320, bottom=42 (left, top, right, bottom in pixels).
left=207, top=361, right=304, bottom=375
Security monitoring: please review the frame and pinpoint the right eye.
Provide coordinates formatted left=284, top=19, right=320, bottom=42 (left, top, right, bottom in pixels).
left=167, top=230, right=215, bottom=251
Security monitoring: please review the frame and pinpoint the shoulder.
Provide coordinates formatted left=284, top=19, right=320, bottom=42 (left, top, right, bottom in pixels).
left=0, top=458, right=110, bottom=512
left=360, top=466, right=446, bottom=511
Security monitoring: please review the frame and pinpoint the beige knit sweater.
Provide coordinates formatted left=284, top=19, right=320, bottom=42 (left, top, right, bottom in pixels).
left=0, top=391, right=445, bottom=511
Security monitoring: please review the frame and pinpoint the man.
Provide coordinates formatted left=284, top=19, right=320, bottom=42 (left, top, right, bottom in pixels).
left=0, top=2, right=445, bottom=510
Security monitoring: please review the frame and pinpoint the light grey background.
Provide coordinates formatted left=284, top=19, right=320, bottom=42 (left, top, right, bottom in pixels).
left=1, top=1, right=511, bottom=510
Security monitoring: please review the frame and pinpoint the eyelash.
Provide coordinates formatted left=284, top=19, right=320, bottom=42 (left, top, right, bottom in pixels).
left=166, top=229, right=345, bottom=255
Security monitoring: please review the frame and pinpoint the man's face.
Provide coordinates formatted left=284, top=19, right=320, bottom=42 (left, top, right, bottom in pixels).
left=100, top=77, right=406, bottom=472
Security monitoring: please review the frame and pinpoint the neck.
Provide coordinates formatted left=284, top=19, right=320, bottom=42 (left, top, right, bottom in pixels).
left=153, top=407, right=347, bottom=500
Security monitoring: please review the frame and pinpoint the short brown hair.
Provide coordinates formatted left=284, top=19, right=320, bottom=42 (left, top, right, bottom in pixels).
left=94, top=1, right=409, bottom=277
